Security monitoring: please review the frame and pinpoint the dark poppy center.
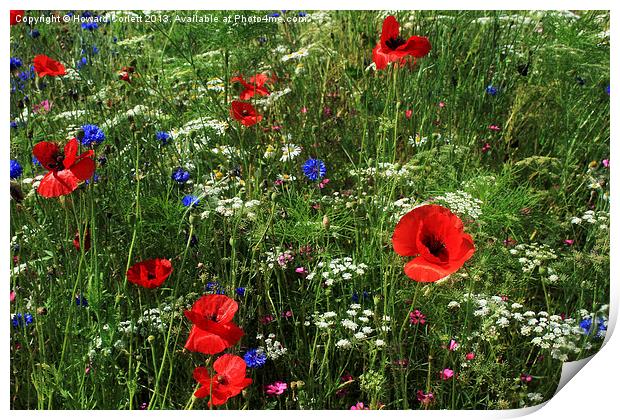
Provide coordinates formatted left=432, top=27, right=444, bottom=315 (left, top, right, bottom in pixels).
left=241, top=109, right=249, bottom=116
left=423, top=235, right=447, bottom=259
left=385, top=36, right=406, bottom=50
left=48, top=154, right=65, bottom=170
left=216, top=374, right=229, bottom=385
left=147, top=272, right=157, bottom=281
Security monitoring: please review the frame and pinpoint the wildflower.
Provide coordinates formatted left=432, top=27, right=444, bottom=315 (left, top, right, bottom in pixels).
left=409, top=309, right=427, bottom=325
left=73, top=229, right=91, bottom=252
left=230, top=101, right=262, bottom=127
left=235, top=287, right=246, bottom=297
left=405, top=109, right=413, bottom=119
left=182, top=195, right=200, bottom=207
left=350, top=402, right=369, bottom=410
left=602, top=158, right=609, bottom=168
left=33, top=100, right=52, bottom=114
left=579, top=318, right=593, bottom=334
left=392, top=204, right=475, bottom=282
left=482, top=142, right=491, bottom=153
left=335, top=339, right=352, bottom=349
left=520, top=374, right=533, bottom=383
left=184, top=295, right=244, bottom=355
left=280, top=144, right=302, bottom=162
left=81, top=21, right=98, bottom=31
left=416, top=390, right=435, bottom=406
left=32, top=138, right=96, bottom=198
left=243, top=348, right=267, bottom=368
left=486, top=85, right=498, bottom=95
left=156, top=131, right=172, bottom=145
left=10, top=291, right=16, bottom=302
left=11, top=313, right=34, bottom=328
left=33, top=54, right=66, bottom=77
left=171, top=167, right=190, bottom=184
left=75, top=295, right=89, bottom=307
left=372, top=15, right=431, bottom=70
left=448, top=339, right=459, bottom=351
left=79, top=124, right=105, bottom=147
left=10, top=57, right=22, bottom=71
left=302, top=158, right=327, bottom=181
left=488, top=124, right=501, bottom=131
left=126, top=258, right=173, bottom=289
left=10, top=159, right=23, bottom=179
left=265, top=381, right=288, bottom=396
left=440, top=368, right=454, bottom=380
left=231, top=73, right=271, bottom=100
left=260, top=314, right=274, bottom=325
left=193, top=354, right=252, bottom=406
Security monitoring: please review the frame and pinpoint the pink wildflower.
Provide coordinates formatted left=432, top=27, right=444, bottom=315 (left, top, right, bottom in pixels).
left=265, top=381, right=288, bottom=396
left=350, top=402, right=369, bottom=410
left=409, top=309, right=427, bottom=325
left=440, top=368, right=454, bottom=380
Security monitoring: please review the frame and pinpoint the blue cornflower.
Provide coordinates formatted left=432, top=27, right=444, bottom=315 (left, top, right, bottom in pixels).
left=606, top=85, right=610, bottom=95
left=579, top=318, right=593, bottom=335
left=10, top=57, right=22, bottom=71
left=10, top=159, right=23, bottom=179
left=268, top=12, right=281, bottom=18
left=156, top=131, right=172, bottom=145
left=29, top=29, right=40, bottom=38
left=77, top=57, right=88, bottom=69
left=18, top=66, right=35, bottom=81
left=113, top=37, right=118, bottom=43
left=75, top=295, right=89, bottom=307
left=182, top=195, right=200, bottom=208
left=82, top=21, right=99, bottom=31
left=12, top=313, right=34, bottom=328
left=243, top=348, right=267, bottom=368
left=486, top=85, right=498, bottom=96
left=85, top=173, right=99, bottom=185
left=298, top=11, right=307, bottom=17
left=32, top=156, right=40, bottom=166
left=80, top=124, right=105, bottom=147
left=302, top=158, right=326, bottom=181
left=10, top=121, right=18, bottom=129
left=235, top=287, right=246, bottom=297
left=171, top=167, right=190, bottom=184
left=596, top=317, right=607, bottom=338
left=82, top=11, right=93, bottom=18
left=92, top=46, right=99, bottom=55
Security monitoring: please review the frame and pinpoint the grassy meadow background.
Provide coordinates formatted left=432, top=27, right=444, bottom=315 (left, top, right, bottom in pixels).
left=9, top=10, right=610, bottom=410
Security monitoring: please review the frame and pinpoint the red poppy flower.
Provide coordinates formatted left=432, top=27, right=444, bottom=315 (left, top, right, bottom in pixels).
left=126, top=258, right=173, bottom=289
left=193, top=354, right=252, bottom=406
left=230, top=101, right=262, bottom=127
left=33, top=138, right=96, bottom=198
left=73, top=229, right=91, bottom=252
left=372, top=15, right=431, bottom=70
left=33, top=54, right=67, bottom=78
left=231, top=73, right=271, bottom=100
left=10, top=10, right=24, bottom=25
left=392, top=204, right=475, bottom=282
left=184, top=295, right=243, bottom=355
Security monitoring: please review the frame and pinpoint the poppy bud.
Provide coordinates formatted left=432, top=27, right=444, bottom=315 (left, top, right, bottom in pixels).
left=322, top=215, right=330, bottom=230
left=229, top=237, right=235, bottom=247
left=147, top=335, right=155, bottom=343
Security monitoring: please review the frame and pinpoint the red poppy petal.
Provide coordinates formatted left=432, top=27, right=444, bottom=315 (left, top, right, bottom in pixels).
left=193, top=366, right=212, bottom=384
left=372, top=44, right=389, bottom=70
left=209, top=386, right=232, bottom=407
left=37, top=170, right=79, bottom=198
left=239, top=89, right=255, bottom=100
left=32, top=142, right=60, bottom=170
left=63, top=138, right=79, bottom=168
left=184, top=325, right=230, bottom=355
left=380, top=15, right=400, bottom=48
left=404, top=256, right=454, bottom=283
left=214, top=354, right=247, bottom=380
left=400, top=36, right=432, bottom=58
left=392, top=208, right=424, bottom=256
left=194, top=385, right=212, bottom=399
left=69, top=156, right=96, bottom=181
